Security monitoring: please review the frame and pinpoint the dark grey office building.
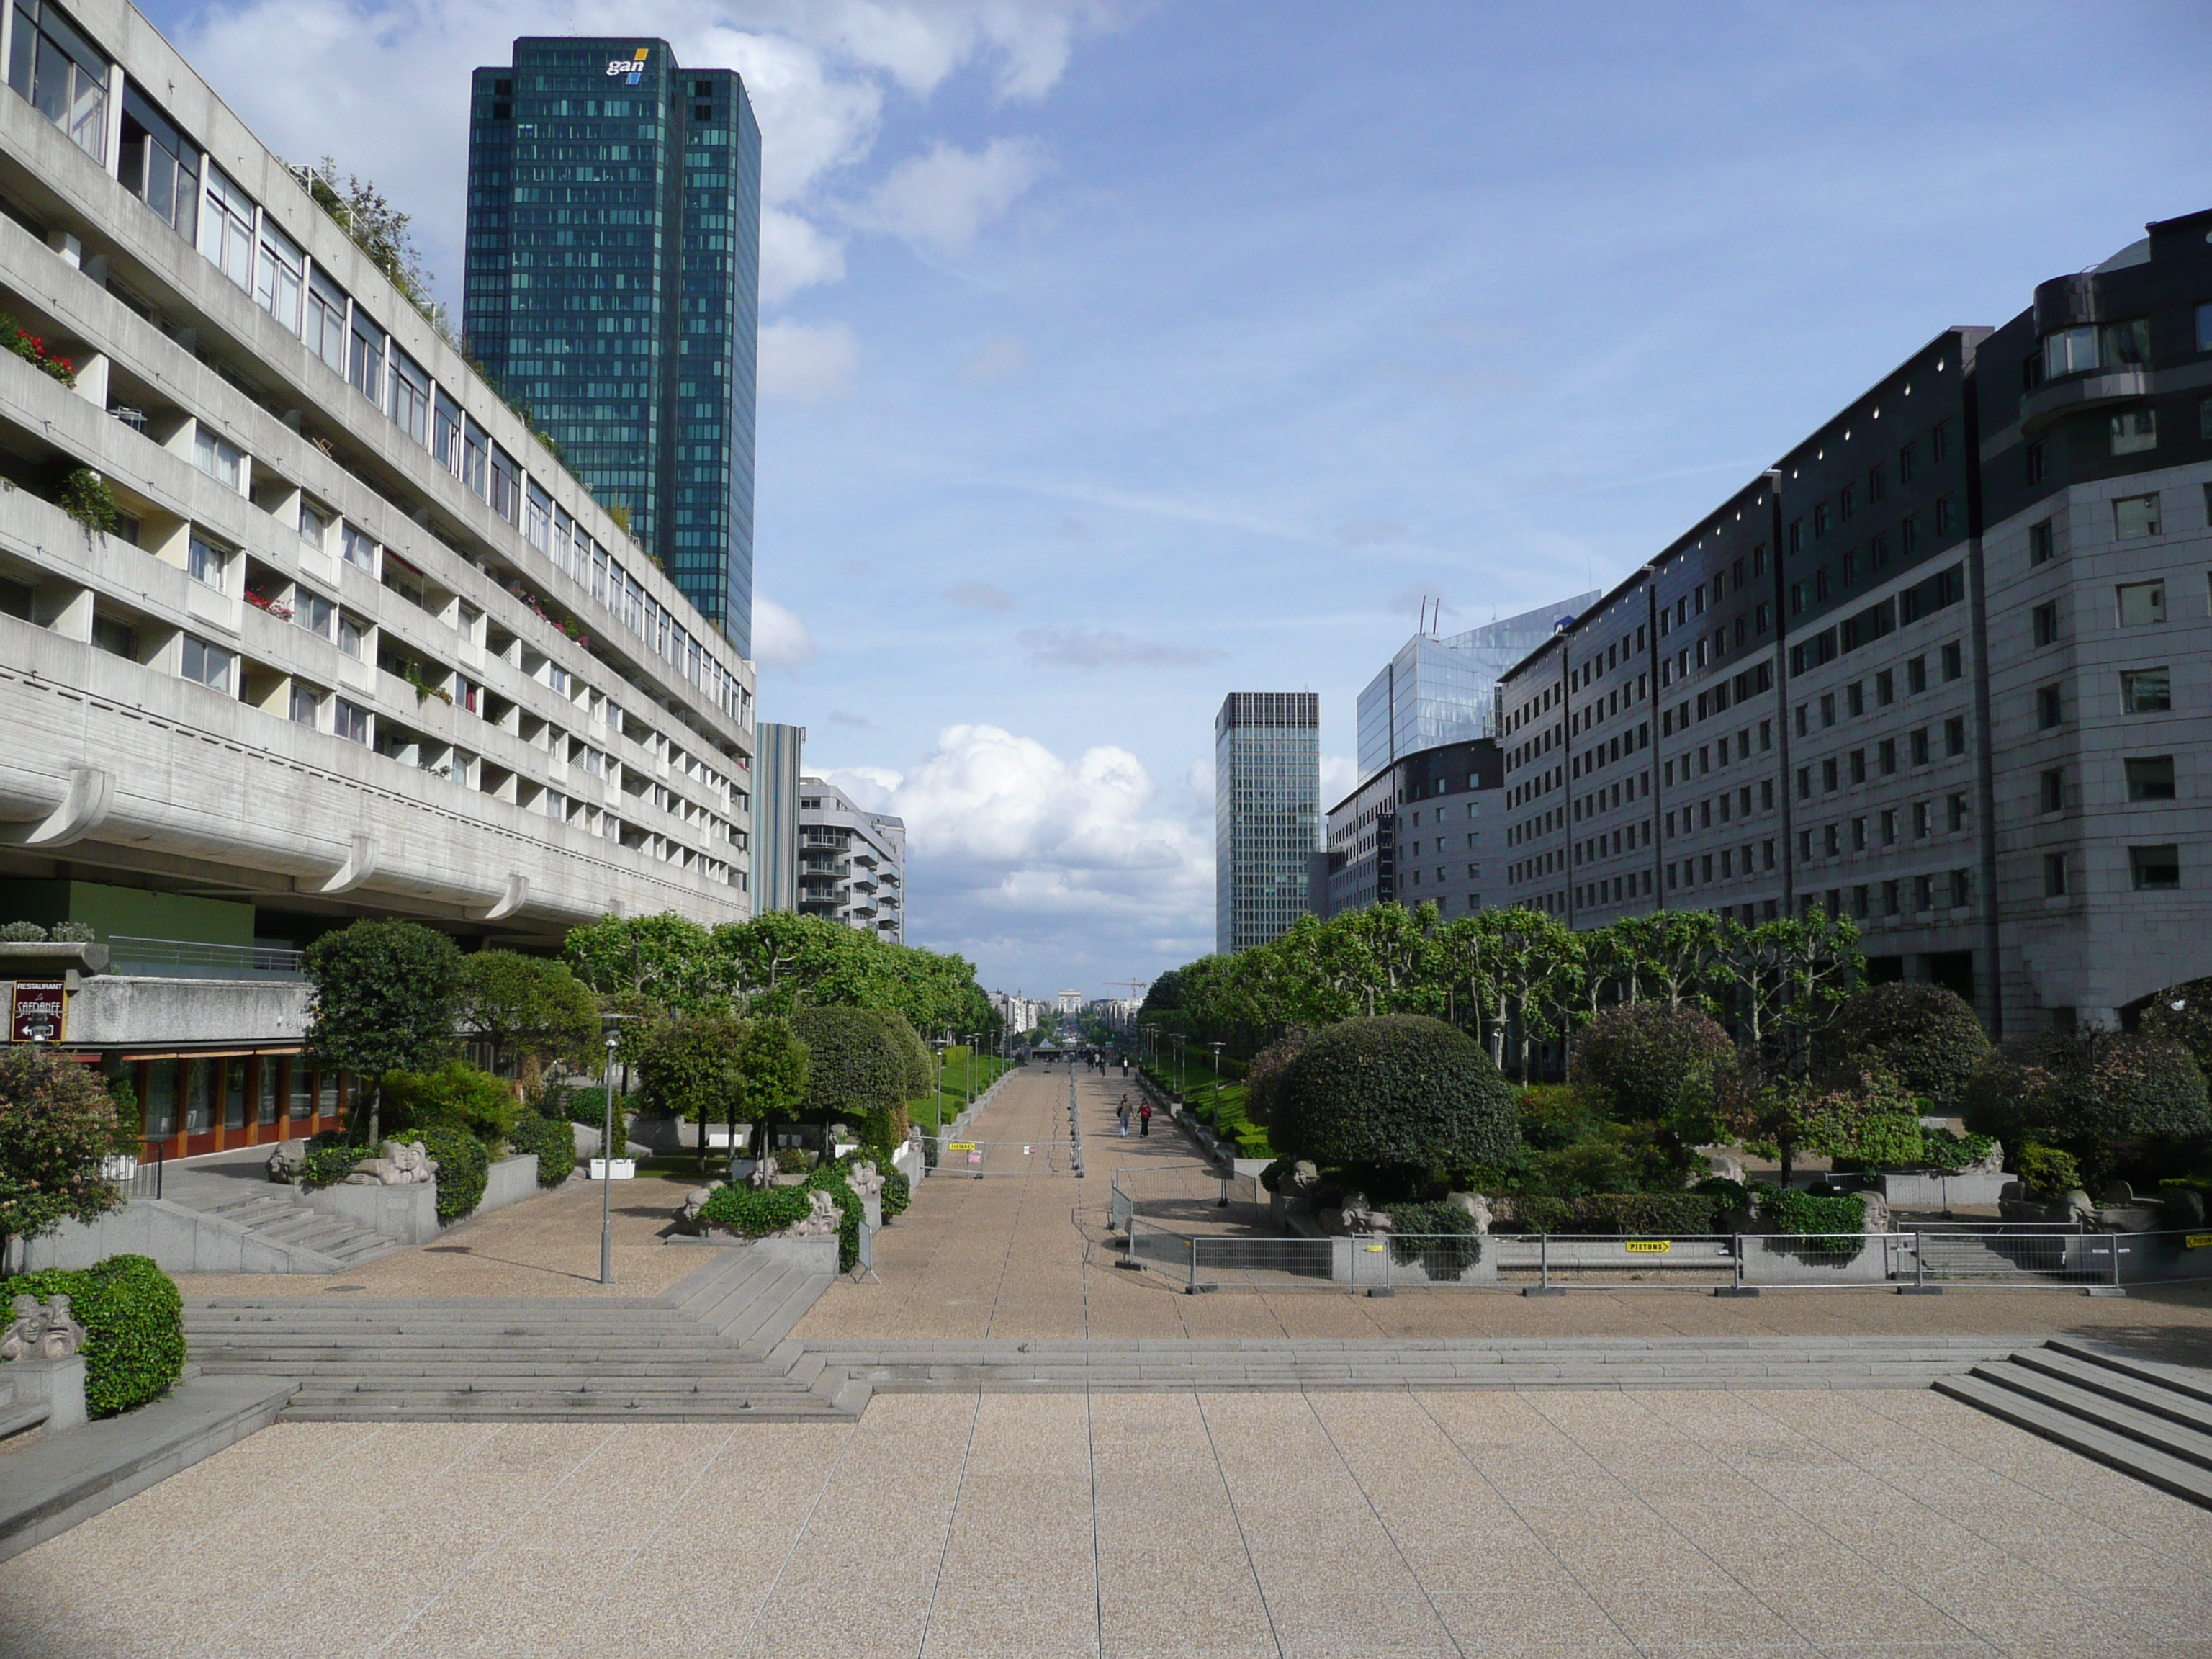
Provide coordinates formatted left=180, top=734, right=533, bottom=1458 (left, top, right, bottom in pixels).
left=1497, top=209, right=2212, bottom=1035
left=1314, top=739, right=1502, bottom=922
left=464, top=38, right=760, bottom=655
left=1215, top=693, right=1320, bottom=953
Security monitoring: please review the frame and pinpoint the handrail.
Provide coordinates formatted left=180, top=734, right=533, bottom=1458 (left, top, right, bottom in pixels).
left=106, top=935, right=306, bottom=976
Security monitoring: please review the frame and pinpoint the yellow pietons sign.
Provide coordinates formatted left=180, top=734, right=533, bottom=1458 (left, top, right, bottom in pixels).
left=2186, top=1233, right=2212, bottom=1249
left=947, top=1142, right=976, bottom=1152
left=1623, top=1240, right=1671, bottom=1254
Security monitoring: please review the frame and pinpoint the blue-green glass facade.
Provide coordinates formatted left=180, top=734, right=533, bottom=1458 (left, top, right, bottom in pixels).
left=464, top=39, right=759, bottom=656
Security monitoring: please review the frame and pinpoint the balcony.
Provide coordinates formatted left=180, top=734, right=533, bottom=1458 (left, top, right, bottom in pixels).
left=2020, top=366, right=2150, bottom=436
left=106, top=936, right=307, bottom=981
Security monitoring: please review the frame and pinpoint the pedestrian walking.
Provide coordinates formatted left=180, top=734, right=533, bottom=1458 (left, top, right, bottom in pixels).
left=1138, top=1099, right=1153, bottom=1137
left=1117, top=1097, right=1133, bottom=1137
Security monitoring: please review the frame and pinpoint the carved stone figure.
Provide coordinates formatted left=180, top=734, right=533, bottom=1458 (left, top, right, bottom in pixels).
left=266, top=1139, right=309, bottom=1182
left=1, top=1292, right=86, bottom=1362
left=1447, top=1192, right=1493, bottom=1235
left=343, top=1140, right=438, bottom=1187
left=1704, top=1154, right=1748, bottom=1184
left=676, top=1182, right=724, bottom=1230
left=844, top=1159, right=884, bottom=1200
left=779, top=1189, right=842, bottom=1238
left=1283, top=1161, right=1321, bottom=1197
left=746, top=1154, right=780, bottom=1191
left=1338, top=1191, right=1392, bottom=1236
left=1859, top=1190, right=1891, bottom=1236
left=1960, top=1137, right=2003, bottom=1176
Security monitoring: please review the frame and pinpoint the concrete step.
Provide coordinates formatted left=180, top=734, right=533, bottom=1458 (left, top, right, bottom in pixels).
left=1934, top=1373, right=2212, bottom=1511
left=2041, top=1337, right=2212, bottom=1410
left=2003, top=1348, right=2212, bottom=1439
left=279, top=1390, right=846, bottom=1422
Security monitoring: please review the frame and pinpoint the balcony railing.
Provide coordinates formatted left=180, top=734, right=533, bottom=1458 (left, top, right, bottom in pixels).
left=107, top=936, right=307, bottom=981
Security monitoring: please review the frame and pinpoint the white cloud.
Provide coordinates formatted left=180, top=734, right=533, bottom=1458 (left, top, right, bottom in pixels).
left=1017, top=627, right=1223, bottom=669
left=818, top=724, right=1213, bottom=968
left=761, top=207, right=848, bottom=305
left=859, top=138, right=1050, bottom=256
left=1320, top=754, right=1358, bottom=807
left=752, top=594, right=816, bottom=667
left=760, top=320, right=859, bottom=402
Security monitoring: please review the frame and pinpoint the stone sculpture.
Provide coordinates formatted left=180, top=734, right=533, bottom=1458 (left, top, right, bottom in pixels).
left=677, top=1183, right=723, bottom=1230
left=1960, top=1137, right=2003, bottom=1176
left=1858, top=1190, right=1891, bottom=1236
left=1337, top=1192, right=1392, bottom=1236
left=1, top=1292, right=86, bottom=1362
left=266, top=1138, right=309, bottom=1182
left=844, top=1159, right=884, bottom=1200
left=1704, top=1153, right=1748, bottom=1184
left=343, top=1140, right=438, bottom=1187
left=782, top=1189, right=843, bottom=1238
left=746, top=1154, right=780, bottom=1191
left=1447, top=1192, right=1493, bottom=1235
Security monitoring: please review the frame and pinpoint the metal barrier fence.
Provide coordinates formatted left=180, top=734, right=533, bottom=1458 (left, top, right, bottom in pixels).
left=107, top=935, right=307, bottom=979
left=1112, top=1221, right=2212, bottom=1293
left=933, top=1138, right=1085, bottom=1178
left=98, top=1139, right=165, bottom=1201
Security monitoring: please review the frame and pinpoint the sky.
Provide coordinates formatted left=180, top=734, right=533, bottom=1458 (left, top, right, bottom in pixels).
left=134, top=0, right=2212, bottom=999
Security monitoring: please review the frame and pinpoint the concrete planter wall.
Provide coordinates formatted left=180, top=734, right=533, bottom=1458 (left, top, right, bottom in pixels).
left=11, top=1199, right=338, bottom=1274
left=473, top=1154, right=539, bottom=1218
left=1332, top=1235, right=1496, bottom=1285
left=1878, top=1171, right=2012, bottom=1208
left=300, top=1180, right=439, bottom=1246
left=626, top=1117, right=750, bottom=1157
left=1740, top=1234, right=1894, bottom=1285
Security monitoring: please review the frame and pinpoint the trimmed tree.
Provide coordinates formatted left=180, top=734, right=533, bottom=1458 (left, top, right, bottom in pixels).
left=1965, top=1028, right=2212, bottom=1179
left=380, top=1060, right=520, bottom=1143
left=1270, top=1015, right=1519, bottom=1190
left=456, top=951, right=600, bottom=1078
left=729, top=1017, right=810, bottom=1164
left=304, top=920, right=463, bottom=1147
left=1567, top=1002, right=1737, bottom=1145
left=0, top=1046, right=125, bottom=1267
left=790, top=1005, right=913, bottom=1155
left=638, top=1010, right=745, bottom=1164
left=1825, top=981, right=1989, bottom=1111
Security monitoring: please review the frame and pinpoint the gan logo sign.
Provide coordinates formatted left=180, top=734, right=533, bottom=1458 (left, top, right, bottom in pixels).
left=606, top=48, right=648, bottom=85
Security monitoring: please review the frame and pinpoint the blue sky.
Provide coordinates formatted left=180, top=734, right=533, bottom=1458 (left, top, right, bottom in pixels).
left=138, top=0, right=2212, bottom=997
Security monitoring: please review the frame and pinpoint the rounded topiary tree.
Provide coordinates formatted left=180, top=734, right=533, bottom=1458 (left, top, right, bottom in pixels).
left=790, top=1005, right=914, bottom=1154
left=1826, top=981, right=1989, bottom=1110
left=1270, top=1015, right=1518, bottom=1187
left=1568, top=1002, right=1736, bottom=1142
left=1965, top=1028, right=2211, bottom=1178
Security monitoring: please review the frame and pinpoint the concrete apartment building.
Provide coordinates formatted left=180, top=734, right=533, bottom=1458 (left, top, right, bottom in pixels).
left=1498, top=210, right=2212, bottom=1034
left=1313, top=737, right=1502, bottom=921
left=1214, top=691, right=1319, bottom=953
left=796, top=777, right=904, bottom=943
left=0, top=0, right=756, bottom=1154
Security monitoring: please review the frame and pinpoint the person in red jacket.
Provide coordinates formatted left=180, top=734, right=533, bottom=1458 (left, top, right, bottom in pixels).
left=1138, top=1098, right=1153, bottom=1138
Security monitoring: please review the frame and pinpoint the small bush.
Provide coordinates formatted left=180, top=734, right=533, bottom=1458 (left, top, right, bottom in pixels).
left=806, top=1164, right=864, bottom=1272
left=564, top=1085, right=632, bottom=1130
left=1765, top=1188, right=1866, bottom=1236
left=296, top=1143, right=363, bottom=1189
left=49, top=921, right=95, bottom=943
left=411, top=1125, right=488, bottom=1223
left=0, top=920, right=46, bottom=942
left=2140, top=977, right=2212, bottom=1080
left=2016, top=1143, right=2083, bottom=1198
left=1503, top=1192, right=1722, bottom=1235
left=0, top=1254, right=184, bottom=1416
left=382, top=1061, right=518, bottom=1143
left=880, top=1166, right=911, bottom=1220
left=1917, top=1130, right=1997, bottom=1172
left=1826, top=981, right=1990, bottom=1111
left=505, top=1113, right=575, bottom=1186
left=1845, top=1113, right=1926, bottom=1171
left=57, top=468, right=118, bottom=534
left=1568, top=1002, right=1736, bottom=1138
left=1382, top=1200, right=1482, bottom=1269
left=696, top=1184, right=811, bottom=1236
left=1966, top=1029, right=2212, bottom=1162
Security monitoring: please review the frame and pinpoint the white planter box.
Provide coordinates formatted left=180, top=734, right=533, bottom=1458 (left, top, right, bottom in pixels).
left=98, top=1154, right=138, bottom=1182
left=588, top=1159, right=637, bottom=1180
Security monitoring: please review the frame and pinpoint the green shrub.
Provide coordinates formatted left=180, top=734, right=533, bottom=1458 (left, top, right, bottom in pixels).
left=1845, top=1112, right=1926, bottom=1171
left=880, top=1166, right=911, bottom=1220
left=296, top=1143, right=363, bottom=1190
left=1518, top=1084, right=1595, bottom=1152
left=0, top=920, right=47, bottom=942
left=1568, top=1002, right=1737, bottom=1138
left=48, top=920, right=95, bottom=943
left=411, top=1125, right=488, bottom=1223
left=505, top=1113, right=575, bottom=1186
left=1917, top=1130, right=1997, bottom=1172
left=696, top=1184, right=811, bottom=1236
left=1503, top=1192, right=1722, bottom=1235
left=1272, top=1015, right=1519, bottom=1179
left=2155, top=1179, right=2208, bottom=1228
left=806, top=1164, right=863, bottom=1273
left=790, top=1006, right=916, bottom=1129
left=2016, top=1143, right=2083, bottom=1198
left=382, top=1061, right=518, bottom=1142
left=1826, top=981, right=1990, bottom=1111
left=58, top=469, right=118, bottom=533
left=1381, top=1200, right=1481, bottom=1269
left=1766, top=1187, right=1866, bottom=1236
left=563, top=1085, right=632, bottom=1130
left=2141, top=977, right=2212, bottom=1080
left=1966, top=1030, right=2212, bottom=1168
left=0, top=1254, right=184, bottom=1416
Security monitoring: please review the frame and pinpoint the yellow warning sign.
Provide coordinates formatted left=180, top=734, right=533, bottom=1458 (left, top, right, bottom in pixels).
left=947, top=1142, right=976, bottom=1152
left=2187, top=1233, right=2212, bottom=1249
left=1623, top=1240, right=1671, bottom=1254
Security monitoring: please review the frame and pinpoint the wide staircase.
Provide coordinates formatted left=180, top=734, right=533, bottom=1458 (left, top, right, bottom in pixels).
left=1936, top=1337, right=2212, bottom=1509
left=182, top=1187, right=403, bottom=1271
left=185, top=1248, right=851, bottom=1422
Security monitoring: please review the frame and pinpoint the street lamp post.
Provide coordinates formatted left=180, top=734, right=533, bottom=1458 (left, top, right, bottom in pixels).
left=598, top=1023, right=625, bottom=1286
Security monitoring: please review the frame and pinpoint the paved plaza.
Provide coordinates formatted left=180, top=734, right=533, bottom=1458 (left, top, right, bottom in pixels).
left=4, top=1066, right=2212, bottom=1656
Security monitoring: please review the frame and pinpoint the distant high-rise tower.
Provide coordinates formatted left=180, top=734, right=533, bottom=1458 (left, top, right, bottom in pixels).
left=1215, top=693, right=1320, bottom=954
left=464, top=39, right=760, bottom=655
left=750, top=722, right=805, bottom=914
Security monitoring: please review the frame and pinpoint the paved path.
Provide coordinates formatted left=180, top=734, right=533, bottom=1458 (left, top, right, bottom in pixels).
left=4, top=1388, right=2208, bottom=1658
left=799, top=1068, right=2212, bottom=1363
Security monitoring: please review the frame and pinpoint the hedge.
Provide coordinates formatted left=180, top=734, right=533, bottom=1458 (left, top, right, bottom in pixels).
left=412, top=1125, right=488, bottom=1223
left=1382, top=1200, right=1482, bottom=1269
left=696, top=1184, right=811, bottom=1236
left=809, top=1163, right=863, bottom=1273
left=0, top=1254, right=184, bottom=1416
left=1272, top=1015, right=1518, bottom=1175
left=880, top=1166, right=912, bottom=1220
left=1766, top=1188, right=1866, bottom=1236
left=1508, top=1192, right=1724, bottom=1235
left=506, top=1114, right=575, bottom=1187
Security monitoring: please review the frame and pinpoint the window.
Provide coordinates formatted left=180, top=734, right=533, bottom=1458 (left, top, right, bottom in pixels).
left=2044, top=326, right=2099, bottom=378
left=2131, top=845, right=2181, bottom=891
left=199, top=166, right=255, bottom=291
left=1796, top=767, right=1809, bottom=799
left=490, top=447, right=521, bottom=523
left=2037, top=685, right=2063, bottom=728
left=2121, top=669, right=2170, bottom=714
left=1822, top=757, right=1838, bottom=792
left=1879, top=738, right=1897, bottom=775
left=1915, top=874, right=1935, bottom=912
left=1901, top=512, right=1920, bottom=556
left=390, top=350, right=431, bottom=448
left=1950, top=869, right=1972, bottom=909
left=193, top=426, right=244, bottom=492
left=118, top=85, right=199, bottom=240
left=1825, top=824, right=1840, bottom=857
left=254, top=218, right=303, bottom=335
left=2026, top=441, right=2049, bottom=485
left=1851, top=816, right=1866, bottom=851
left=2113, top=494, right=2161, bottom=539
left=1910, top=728, right=1930, bottom=765
left=348, top=308, right=386, bottom=405
left=525, top=484, right=552, bottom=552
left=1935, top=495, right=1954, bottom=536
left=180, top=634, right=233, bottom=691
left=2110, top=409, right=2157, bottom=456
left=338, top=612, right=367, bottom=659
left=1907, top=656, right=1926, bottom=695
left=289, top=683, right=318, bottom=727
left=2126, top=757, right=2176, bottom=801
left=186, top=534, right=228, bottom=590
left=1790, top=581, right=1805, bottom=616
left=1947, top=793, right=1966, bottom=832
left=1879, top=809, right=1897, bottom=846
left=2027, top=519, right=2055, bottom=565
left=2040, top=769, right=2064, bottom=812
left=1848, top=748, right=1866, bottom=784
left=292, top=588, right=335, bottom=641
left=305, top=269, right=349, bottom=375
left=1946, top=717, right=1966, bottom=759
left=8, top=0, right=108, bottom=161
left=1898, top=441, right=1917, bottom=484
left=1875, top=669, right=1894, bottom=706
left=2200, top=301, right=2212, bottom=354
left=1912, top=801, right=1930, bottom=839
left=2118, top=581, right=2165, bottom=626
left=333, top=698, right=369, bottom=745
left=2044, top=853, right=2068, bottom=897
left=1820, top=693, right=1836, bottom=729
left=1941, top=642, right=1962, bottom=681
left=2033, top=602, right=2059, bottom=646
left=1883, top=878, right=1900, bottom=916
left=341, top=522, right=375, bottom=572
left=1932, top=419, right=1951, bottom=462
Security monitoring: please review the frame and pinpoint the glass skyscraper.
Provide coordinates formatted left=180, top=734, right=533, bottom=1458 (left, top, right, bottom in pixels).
left=464, top=39, right=760, bottom=655
left=1215, top=693, right=1320, bottom=954
left=1355, top=593, right=1601, bottom=780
